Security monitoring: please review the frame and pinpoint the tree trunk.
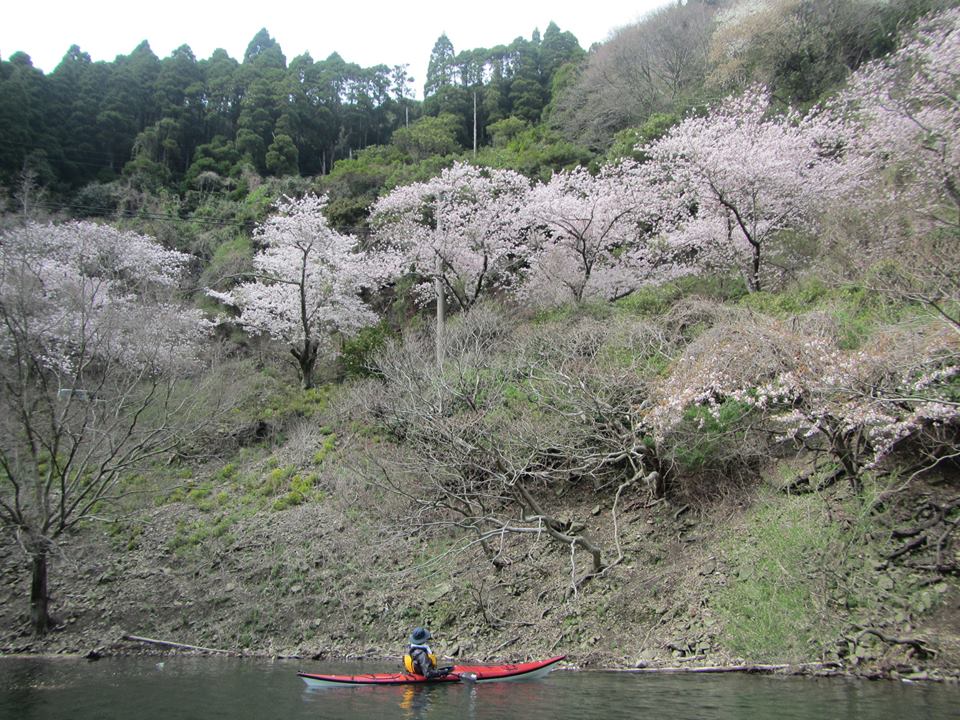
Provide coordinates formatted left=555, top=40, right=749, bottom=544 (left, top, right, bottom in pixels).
left=30, top=549, right=51, bottom=635
left=742, top=241, right=761, bottom=293
left=751, top=244, right=762, bottom=293
left=829, top=423, right=864, bottom=494
left=292, top=338, right=319, bottom=390
left=300, top=353, right=316, bottom=390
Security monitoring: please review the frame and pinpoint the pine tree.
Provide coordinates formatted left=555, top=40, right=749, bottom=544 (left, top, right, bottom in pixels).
left=425, top=34, right=457, bottom=97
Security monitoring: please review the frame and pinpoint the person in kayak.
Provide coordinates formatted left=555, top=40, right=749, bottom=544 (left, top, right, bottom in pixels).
left=404, top=627, right=452, bottom=679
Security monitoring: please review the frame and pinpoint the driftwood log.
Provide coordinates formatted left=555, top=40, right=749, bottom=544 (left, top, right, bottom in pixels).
left=122, top=633, right=237, bottom=655
left=610, top=661, right=841, bottom=675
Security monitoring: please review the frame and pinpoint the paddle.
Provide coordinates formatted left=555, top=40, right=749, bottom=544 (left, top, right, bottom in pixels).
left=438, top=666, right=478, bottom=682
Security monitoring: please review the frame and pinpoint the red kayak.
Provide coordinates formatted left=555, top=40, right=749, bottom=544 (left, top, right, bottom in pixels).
left=298, top=655, right=565, bottom=687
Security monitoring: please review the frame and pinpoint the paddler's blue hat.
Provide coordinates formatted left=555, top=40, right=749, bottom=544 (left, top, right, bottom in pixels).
left=410, top=627, right=431, bottom=644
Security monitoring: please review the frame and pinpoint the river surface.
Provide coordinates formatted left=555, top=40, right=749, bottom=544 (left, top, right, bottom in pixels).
left=0, top=656, right=958, bottom=720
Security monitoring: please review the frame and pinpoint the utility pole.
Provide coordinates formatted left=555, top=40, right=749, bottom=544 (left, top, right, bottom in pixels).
left=435, top=254, right=445, bottom=367
left=435, top=193, right=446, bottom=368
left=473, top=90, right=478, bottom=157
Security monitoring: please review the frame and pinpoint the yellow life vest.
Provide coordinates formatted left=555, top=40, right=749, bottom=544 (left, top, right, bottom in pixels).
left=403, top=652, right=437, bottom=674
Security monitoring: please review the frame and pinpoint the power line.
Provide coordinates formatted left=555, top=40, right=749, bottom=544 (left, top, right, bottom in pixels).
left=28, top=199, right=255, bottom=230
left=0, top=139, right=129, bottom=169
left=23, top=198, right=373, bottom=236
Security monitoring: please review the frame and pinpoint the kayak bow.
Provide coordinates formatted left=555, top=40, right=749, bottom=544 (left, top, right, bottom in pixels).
left=298, top=655, right=565, bottom=687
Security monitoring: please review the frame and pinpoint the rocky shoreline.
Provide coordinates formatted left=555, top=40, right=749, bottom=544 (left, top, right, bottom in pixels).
left=3, top=472, right=958, bottom=687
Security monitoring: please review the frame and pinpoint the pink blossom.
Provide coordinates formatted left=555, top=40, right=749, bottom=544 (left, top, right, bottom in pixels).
left=208, top=194, right=393, bottom=387
left=644, top=87, right=857, bottom=292
left=0, top=221, right=206, bottom=378
left=518, top=161, right=682, bottom=305
left=371, top=162, right=530, bottom=312
left=832, top=8, right=960, bottom=226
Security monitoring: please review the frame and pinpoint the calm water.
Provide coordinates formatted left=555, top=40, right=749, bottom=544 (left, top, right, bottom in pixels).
left=0, top=656, right=957, bottom=720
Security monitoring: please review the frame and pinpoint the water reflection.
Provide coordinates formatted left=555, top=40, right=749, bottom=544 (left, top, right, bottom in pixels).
left=4, top=659, right=48, bottom=717
left=302, top=682, right=440, bottom=719
left=398, top=685, right=432, bottom=718
left=2, top=657, right=958, bottom=720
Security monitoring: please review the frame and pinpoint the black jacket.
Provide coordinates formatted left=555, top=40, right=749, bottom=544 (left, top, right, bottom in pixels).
left=409, top=644, right=445, bottom=678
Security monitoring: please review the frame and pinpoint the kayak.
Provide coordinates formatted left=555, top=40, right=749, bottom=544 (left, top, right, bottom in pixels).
left=298, top=655, right=565, bottom=687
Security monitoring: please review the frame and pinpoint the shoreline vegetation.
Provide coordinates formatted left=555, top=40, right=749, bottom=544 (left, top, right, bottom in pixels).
left=2, top=1, right=958, bottom=692
left=1, top=416, right=957, bottom=685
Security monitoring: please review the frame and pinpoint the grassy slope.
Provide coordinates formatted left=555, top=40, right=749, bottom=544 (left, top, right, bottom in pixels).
left=1, top=283, right=958, bottom=681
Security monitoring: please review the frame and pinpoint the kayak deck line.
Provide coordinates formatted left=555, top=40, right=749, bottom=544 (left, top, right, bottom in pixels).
left=298, top=655, right=566, bottom=687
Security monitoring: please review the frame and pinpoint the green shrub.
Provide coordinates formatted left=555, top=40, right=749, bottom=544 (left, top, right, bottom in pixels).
left=188, top=483, right=213, bottom=500
left=163, top=487, right=187, bottom=504
left=313, top=432, right=337, bottom=465
left=707, top=486, right=944, bottom=664
left=216, top=463, right=238, bottom=481
left=615, top=283, right=687, bottom=316
left=186, top=482, right=223, bottom=512
left=169, top=514, right=237, bottom=552
left=340, top=322, right=393, bottom=378
left=738, top=279, right=916, bottom=349
left=532, top=300, right=613, bottom=325
left=271, top=472, right=322, bottom=510
left=261, top=465, right=297, bottom=496
left=737, top=279, right=830, bottom=316
left=108, top=522, right=144, bottom=551
left=672, top=399, right=756, bottom=472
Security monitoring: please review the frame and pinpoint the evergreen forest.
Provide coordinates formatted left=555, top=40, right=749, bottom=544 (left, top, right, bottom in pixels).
left=1, top=0, right=959, bottom=680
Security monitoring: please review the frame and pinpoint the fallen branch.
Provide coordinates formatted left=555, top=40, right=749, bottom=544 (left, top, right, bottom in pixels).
left=932, top=518, right=959, bottom=571
left=122, top=634, right=236, bottom=655
left=610, top=471, right=644, bottom=567
left=549, top=632, right=566, bottom=653
left=515, top=483, right=605, bottom=575
left=892, top=498, right=960, bottom=539
left=616, top=662, right=841, bottom=675
left=487, top=635, right=520, bottom=657
left=784, top=466, right=844, bottom=495
left=888, top=535, right=927, bottom=560
left=852, top=629, right=937, bottom=658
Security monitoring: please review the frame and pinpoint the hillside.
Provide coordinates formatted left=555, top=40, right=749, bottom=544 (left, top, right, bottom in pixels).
left=1, top=1, right=958, bottom=685
left=1, top=291, right=958, bottom=681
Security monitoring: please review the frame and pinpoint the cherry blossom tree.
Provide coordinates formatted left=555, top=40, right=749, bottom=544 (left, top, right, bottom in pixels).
left=209, top=194, right=396, bottom=389
left=370, top=162, right=531, bottom=313
left=826, top=9, right=960, bottom=331
left=645, top=87, right=854, bottom=293
left=0, top=221, right=212, bottom=634
left=518, top=161, right=681, bottom=305
left=836, top=7, right=959, bottom=229
left=646, top=309, right=959, bottom=494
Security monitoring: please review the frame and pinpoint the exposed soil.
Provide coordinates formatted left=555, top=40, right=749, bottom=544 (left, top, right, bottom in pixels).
left=2, top=474, right=958, bottom=684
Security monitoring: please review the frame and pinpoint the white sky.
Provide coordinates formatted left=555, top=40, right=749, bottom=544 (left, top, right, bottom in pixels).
left=3, top=0, right=671, bottom=98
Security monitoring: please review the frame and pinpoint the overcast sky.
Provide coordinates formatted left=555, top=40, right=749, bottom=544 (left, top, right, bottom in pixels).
left=3, top=0, right=671, bottom=98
